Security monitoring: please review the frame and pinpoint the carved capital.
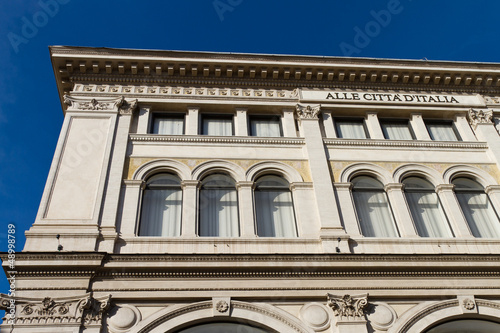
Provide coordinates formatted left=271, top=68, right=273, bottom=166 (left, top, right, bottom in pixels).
left=295, top=104, right=321, bottom=120
left=327, top=293, right=369, bottom=320
left=64, top=95, right=127, bottom=112
left=118, top=97, right=138, bottom=115
left=468, top=108, right=493, bottom=128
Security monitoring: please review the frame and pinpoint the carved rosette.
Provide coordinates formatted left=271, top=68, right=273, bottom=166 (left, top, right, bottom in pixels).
left=295, top=104, right=321, bottom=120
left=468, top=108, right=493, bottom=128
left=0, top=293, right=111, bottom=327
left=327, top=293, right=369, bottom=320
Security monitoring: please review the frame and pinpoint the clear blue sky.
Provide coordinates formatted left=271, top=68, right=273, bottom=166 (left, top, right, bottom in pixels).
left=1, top=0, right=500, bottom=296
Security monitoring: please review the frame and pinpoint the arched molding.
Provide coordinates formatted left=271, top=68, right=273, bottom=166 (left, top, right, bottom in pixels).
left=393, top=164, right=443, bottom=186
left=340, top=163, right=393, bottom=184
left=388, top=298, right=500, bottom=333
left=443, top=165, right=498, bottom=187
left=192, top=160, right=246, bottom=182
left=133, top=159, right=191, bottom=181
left=129, top=300, right=313, bottom=333
left=246, top=161, right=303, bottom=183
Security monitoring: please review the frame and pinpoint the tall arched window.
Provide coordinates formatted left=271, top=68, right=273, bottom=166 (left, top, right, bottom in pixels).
left=139, top=173, right=182, bottom=236
left=199, top=174, right=239, bottom=237
left=254, top=175, right=297, bottom=237
left=452, top=177, right=500, bottom=238
left=403, top=177, right=453, bottom=237
left=352, top=176, right=399, bottom=237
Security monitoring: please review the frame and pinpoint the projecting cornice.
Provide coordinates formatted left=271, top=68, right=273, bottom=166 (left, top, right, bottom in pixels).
left=50, top=46, right=500, bottom=111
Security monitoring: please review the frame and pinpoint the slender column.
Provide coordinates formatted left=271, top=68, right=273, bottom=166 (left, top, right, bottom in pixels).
left=410, top=113, right=431, bottom=140
left=186, top=106, right=199, bottom=135
left=136, top=105, right=151, bottom=134
left=365, top=111, right=384, bottom=139
left=235, top=108, right=248, bottom=136
left=436, top=184, right=473, bottom=238
left=119, top=180, right=144, bottom=236
left=181, top=180, right=199, bottom=237
left=237, top=181, right=255, bottom=237
left=296, top=104, right=344, bottom=241
left=469, top=109, right=500, bottom=169
left=282, top=108, right=297, bottom=137
left=333, top=183, right=360, bottom=236
left=99, top=99, right=138, bottom=252
left=486, top=185, right=500, bottom=217
left=384, top=183, right=418, bottom=237
left=322, top=110, right=337, bottom=138
left=454, top=113, right=476, bottom=141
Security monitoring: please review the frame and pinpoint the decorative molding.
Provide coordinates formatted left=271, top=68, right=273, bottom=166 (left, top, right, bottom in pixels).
left=118, top=97, right=138, bottom=115
left=64, top=95, right=129, bottom=112
left=468, top=108, right=494, bottom=128
left=324, top=138, right=488, bottom=150
left=398, top=299, right=459, bottom=333
left=295, top=104, right=321, bottom=120
left=462, top=298, right=475, bottom=310
left=327, top=293, right=369, bottom=320
left=130, top=134, right=305, bottom=146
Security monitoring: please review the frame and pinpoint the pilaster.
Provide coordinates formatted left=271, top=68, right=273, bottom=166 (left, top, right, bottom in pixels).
left=365, top=112, right=384, bottom=139
left=327, top=293, right=369, bottom=333
left=410, top=113, right=431, bottom=140
left=333, top=183, right=360, bottom=237
left=322, top=110, right=337, bottom=138
left=384, top=183, right=418, bottom=237
left=454, top=113, right=476, bottom=141
left=236, top=181, right=256, bottom=237
left=186, top=106, right=200, bottom=135
left=235, top=108, right=248, bottom=136
left=469, top=108, right=500, bottom=169
left=181, top=180, right=200, bottom=237
left=282, top=108, right=297, bottom=137
left=119, top=180, right=144, bottom=236
left=136, top=105, right=151, bottom=134
left=435, top=184, right=473, bottom=238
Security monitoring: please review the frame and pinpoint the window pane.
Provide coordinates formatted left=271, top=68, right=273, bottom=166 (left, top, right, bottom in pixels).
left=352, top=176, right=399, bottom=237
left=426, top=319, right=500, bottom=333
left=203, top=117, right=233, bottom=136
left=335, top=119, right=367, bottom=139
left=177, top=323, right=271, bottom=333
left=199, top=175, right=239, bottom=237
left=426, top=122, right=459, bottom=141
left=250, top=117, right=281, bottom=137
left=255, top=176, right=297, bottom=237
left=381, top=122, right=413, bottom=140
left=153, top=116, right=184, bottom=135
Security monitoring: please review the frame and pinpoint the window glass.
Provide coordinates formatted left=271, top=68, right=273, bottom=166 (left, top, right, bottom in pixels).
left=202, top=115, right=233, bottom=136
left=152, top=114, right=185, bottom=135
left=380, top=120, right=414, bottom=140
left=139, top=174, right=182, bottom=236
left=249, top=116, right=282, bottom=137
left=335, top=119, right=368, bottom=139
left=425, top=121, right=460, bottom=141
left=425, top=319, right=500, bottom=333
left=176, top=322, right=271, bottom=333
left=352, top=176, right=399, bottom=237
left=453, top=177, right=500, bottom=238
left=403, top=177, right=454, bottom=237
left=255, top=175, right=297, bottom=237
left=199, top=174, right=239, bottom=237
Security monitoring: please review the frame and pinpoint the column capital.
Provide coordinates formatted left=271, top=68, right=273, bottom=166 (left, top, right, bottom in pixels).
left=334, top=182, right=353, bottom=191
left=327, top=293, right=369, bottom=320
left=181, top=180, right=200, bottom=189
left=295, top=104, right=321, bottom=120
left=468, top=108, right=494, bottom=129
left=436, top=184, right=455, bottom=193
left=236, top=181, right=254, bottom=190
left=384, top=183, right=404, bottom=192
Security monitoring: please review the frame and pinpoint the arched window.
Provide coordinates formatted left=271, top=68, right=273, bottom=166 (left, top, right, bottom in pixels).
left=139, top=173, right=182, bottom=236
left=403, top=177, right=453, bottom=237
left=452, top=177, right=500, bottom=238
left=352, top=176, right=399, bottom=237
left=199, top=174, right=239, bottom=237
left=425, top=319, right=500, bottom=333
left=254, top=175, right=297, bottom=237
left=176, top=322, right=271, bottom=333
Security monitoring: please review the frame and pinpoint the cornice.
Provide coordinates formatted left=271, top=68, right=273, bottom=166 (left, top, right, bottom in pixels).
left=323, top=138, right=488, bottom=150
left=130, top=134, right=305, bottom=146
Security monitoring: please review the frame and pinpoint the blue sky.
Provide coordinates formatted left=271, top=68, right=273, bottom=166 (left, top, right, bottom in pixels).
left=1, top=0, right=500, bottom=296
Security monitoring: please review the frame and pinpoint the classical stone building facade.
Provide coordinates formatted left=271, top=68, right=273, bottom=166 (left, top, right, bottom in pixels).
left=2, top=46, right=500, bottom=332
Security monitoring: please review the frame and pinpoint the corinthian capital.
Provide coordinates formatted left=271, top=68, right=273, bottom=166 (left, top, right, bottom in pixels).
left=295, top=104, right=321, bottom=120
left=327, top=293, right=368, bottom=320
left=468, top=108, right=493, bottom=128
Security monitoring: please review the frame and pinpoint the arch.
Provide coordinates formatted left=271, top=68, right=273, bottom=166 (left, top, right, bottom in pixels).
left=129, top=300, right=313, bottom=333
left=192, top=160, right=245, bottom=182
left=388, top=298, right=500, bottom=333
left=443, top=165, right=498, bottom=187
left=340, top=163, right=393, bottom=184
left=393, top=164, right=443, bottom=186
left=246, top=161, right=303, bottom=183
left=133, top=159, right=191, bottom=181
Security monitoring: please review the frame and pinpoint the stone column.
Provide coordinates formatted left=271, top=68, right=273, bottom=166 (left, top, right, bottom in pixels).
left=296, top=104, right=345, bottom=248
left=282, top=108, right=297, bottom=137
left=410, top=113, right=431, bottom=140
left=99, top=99, right=138, bottom=252
left=436, top=184, right=473, bottom=238
left=469, top=108, right=500, bottom=169
left=119, top=180, right=144, bottom=236
left=365, top=112, right=384, bottom=139
left=186, top=106, right=199, bottom=135
left=322, top=110, right=337, bottom=138
left=384, top=184, right=418, bottom=237
left=333, top=183, right=361, bottom=236
left=234, top=108, right=248, bottom=136
left=237, top=181, right=256, bottom=237
left=181, top=180, right=200, bottom=237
